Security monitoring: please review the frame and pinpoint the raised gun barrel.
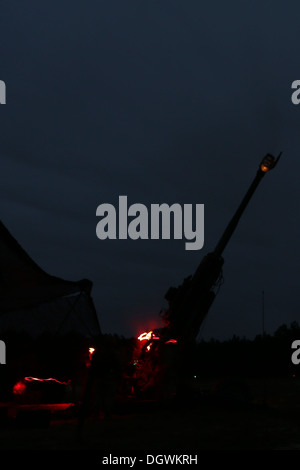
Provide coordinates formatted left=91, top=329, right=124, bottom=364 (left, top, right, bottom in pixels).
left=214, top=152, right=282, bottom=258
left=161, top=152, right=282, bottom=344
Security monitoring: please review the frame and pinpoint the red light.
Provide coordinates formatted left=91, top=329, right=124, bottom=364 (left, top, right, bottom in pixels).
left=138, top=331, right=160, bottom=341
left=89, top=347, right=95, bottom=361
left=24, top=377, right=70, bottom=385
left=138, top=331, right=153, bottom=341
left=165, top=339, right=177, bottom=344
left=13, top=381, right=26, bottom=395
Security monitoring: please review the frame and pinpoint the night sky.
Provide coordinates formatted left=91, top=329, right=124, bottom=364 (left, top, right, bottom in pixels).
left=1, top=1, right=299, bottom=341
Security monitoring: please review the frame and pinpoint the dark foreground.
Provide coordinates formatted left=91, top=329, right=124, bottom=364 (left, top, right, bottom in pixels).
left=1, top=378, right=300, bottom=451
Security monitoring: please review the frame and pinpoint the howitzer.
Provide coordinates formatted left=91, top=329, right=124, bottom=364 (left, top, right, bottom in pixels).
left=78, top=154, right=282, bottom=423
left=158, top=152, right=282, bottom=346
left=135, top=153, right=282, bottom=391
left=159, top=152, right=282, bottom=346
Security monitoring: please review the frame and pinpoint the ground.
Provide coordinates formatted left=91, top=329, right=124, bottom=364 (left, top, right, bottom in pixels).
left=0, top=378, right=300, bottom=451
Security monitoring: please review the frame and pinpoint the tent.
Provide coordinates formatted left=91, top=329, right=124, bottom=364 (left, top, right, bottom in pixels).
left=0, top=220, right=101, bottom=338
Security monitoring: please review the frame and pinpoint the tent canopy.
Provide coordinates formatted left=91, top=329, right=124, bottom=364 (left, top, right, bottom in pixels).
left=0, top=220, right=101, bottom=337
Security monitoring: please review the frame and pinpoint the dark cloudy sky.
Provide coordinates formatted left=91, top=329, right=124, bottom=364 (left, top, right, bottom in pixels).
left=1, top=0, right=299, bottom=340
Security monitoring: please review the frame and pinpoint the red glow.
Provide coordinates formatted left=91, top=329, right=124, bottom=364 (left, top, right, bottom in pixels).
left=165, top=339, right=177, bottom=344
left=138, top=331, right=153, bottom=341
left=138, top=331, right=160, bottom=341
left=13, top=381, right=26, bottom=395
left=24, top=377, right=70, bottom=385
left=89, top=347, right=95, bottom=360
